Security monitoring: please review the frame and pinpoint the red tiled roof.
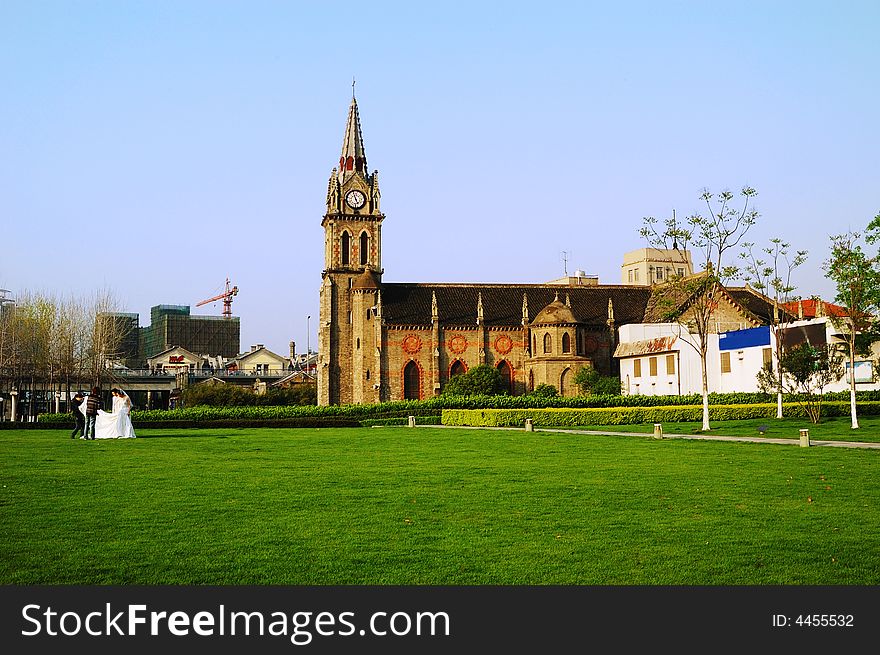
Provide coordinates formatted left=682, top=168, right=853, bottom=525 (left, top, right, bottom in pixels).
left=781, top=298, right=847, bottom=318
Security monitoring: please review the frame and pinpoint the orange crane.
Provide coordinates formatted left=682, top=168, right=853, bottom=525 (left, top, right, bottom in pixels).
left=197, top=278, right=239, bottom=318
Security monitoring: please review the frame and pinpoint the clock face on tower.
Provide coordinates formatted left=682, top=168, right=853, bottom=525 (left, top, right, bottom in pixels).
left=345, top=190, right=366, bottom=209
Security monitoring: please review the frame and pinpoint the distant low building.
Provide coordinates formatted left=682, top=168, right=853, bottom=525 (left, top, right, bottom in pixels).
left=226, top=345, right=289, bottom=376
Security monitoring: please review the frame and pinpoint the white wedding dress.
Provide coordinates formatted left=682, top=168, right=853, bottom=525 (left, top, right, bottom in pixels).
left=78, top=392, right=137, bottom=439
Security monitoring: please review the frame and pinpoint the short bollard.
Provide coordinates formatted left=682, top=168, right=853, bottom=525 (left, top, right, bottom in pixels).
left=653, top=423, right=663, bottom=439
left=408, top=415, right=416, bottom=428
left=799, top=428, right=810, bottom=447
left=525, top=419, right=534, bottom=432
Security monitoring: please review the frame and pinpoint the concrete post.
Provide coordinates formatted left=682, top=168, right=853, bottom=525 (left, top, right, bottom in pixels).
left=799, top=429, right=810, bottom=447
left=525, top=418, right=534, bottom=432
left=408, top=415, right=416, bottom=428
left=10, top=390, right=18, bottom=422
left=653, top=423, right=663, bottom=439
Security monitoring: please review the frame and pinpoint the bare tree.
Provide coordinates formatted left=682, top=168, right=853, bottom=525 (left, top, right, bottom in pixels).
left=740, top=238, right=807, bottom=418
left=87, top=290, right=131, bottom=388
left=641, top=187, right=758, bottom=431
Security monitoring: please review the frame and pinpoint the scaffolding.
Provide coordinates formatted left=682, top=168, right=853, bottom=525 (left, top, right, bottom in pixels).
left=142, top=305, right=240, bottom=360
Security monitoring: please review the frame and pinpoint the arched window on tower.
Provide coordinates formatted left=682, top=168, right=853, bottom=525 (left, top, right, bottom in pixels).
left=360, top=231, right=369, bottom=266
left=497, top=360, right=513, bottom=395
left=403, top=361, right=420, bottom=400
left=341, top=231, right=351, bottom=266
left=562, top=332, right=571, bottom=354
left=543, top=333, right=552, bottom=354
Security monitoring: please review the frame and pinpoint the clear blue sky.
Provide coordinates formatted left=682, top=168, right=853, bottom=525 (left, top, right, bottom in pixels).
left=2, top=1, right=878, bottom=356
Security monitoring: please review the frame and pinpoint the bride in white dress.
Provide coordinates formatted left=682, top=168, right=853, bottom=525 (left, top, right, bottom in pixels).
left=79, top=389, right=137, bottom=439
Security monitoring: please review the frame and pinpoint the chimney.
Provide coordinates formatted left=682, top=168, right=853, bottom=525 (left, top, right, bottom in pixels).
left=289, top=341, right=296, bottom=360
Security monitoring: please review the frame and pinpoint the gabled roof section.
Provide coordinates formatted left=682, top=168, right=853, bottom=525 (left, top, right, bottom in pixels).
left=229, top=346, right=288, bottom=364
left=642, top=274, right=790, bottom=326
left=642, top=272, right=713, bottom=323
left=271, top=371, right=316, bottom=387
left=727, top=286, right=796, bottom=323
left=147, top=345, right=201, bottom=362
left=379, top=283, right=652, bottom=327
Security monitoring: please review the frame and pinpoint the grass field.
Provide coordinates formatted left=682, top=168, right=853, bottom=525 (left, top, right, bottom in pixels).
left=566, top=415, right=880, bottom=442
left=2, top=426, right=878, bottom=585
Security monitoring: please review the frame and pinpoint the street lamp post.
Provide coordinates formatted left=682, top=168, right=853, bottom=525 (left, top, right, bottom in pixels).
left=306, top=315, right=311, bottom=373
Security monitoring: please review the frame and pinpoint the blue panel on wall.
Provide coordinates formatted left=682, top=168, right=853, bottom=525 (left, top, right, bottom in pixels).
left=718, top=326, right=771, bottom=350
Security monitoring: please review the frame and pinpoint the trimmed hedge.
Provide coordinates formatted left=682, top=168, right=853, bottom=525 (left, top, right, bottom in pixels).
left=441, top=402, right=880, bottom=428
left=36, top=390, right=880, bottom=426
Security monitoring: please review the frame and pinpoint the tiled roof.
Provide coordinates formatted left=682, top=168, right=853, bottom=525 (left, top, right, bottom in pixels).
left=781, top=298, right=848, bottom=318
left=380, top=283, right=653, bottom=327
left=641, top=279, right=787, bottom=326
left=727, top=287, right=795, bottom=323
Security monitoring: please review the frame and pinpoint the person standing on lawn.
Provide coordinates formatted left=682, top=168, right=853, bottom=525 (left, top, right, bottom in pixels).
left=70, top=392, right=85, bottom=439
left=83, top=386, right=102, bottom=440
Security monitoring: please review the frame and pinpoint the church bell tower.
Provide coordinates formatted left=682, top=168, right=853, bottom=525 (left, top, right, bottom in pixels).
left=318, top=93, right=384, bottom=405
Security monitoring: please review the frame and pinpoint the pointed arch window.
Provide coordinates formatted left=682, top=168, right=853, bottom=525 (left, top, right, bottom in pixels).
left=543, top=333, right=552, bottom=354
left=341, top=231, right=351, bottom=266
left=403, top=361, right=420, bottom=400
left=450, top=360, right=467, bottom=378
left=562, top=332, right=571, bottom=354
left=360, top=231, right=369, bottom=266
left=497, top=361, right=513, bottom=395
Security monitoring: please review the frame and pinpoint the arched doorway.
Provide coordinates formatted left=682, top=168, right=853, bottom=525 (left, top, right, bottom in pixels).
left=497, top=360, right=513, bottom=395
left=560, top=368, right=572, bottom=397
left=403, top=361, right=421, bottom=400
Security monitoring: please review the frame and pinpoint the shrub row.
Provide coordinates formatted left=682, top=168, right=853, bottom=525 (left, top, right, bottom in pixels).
left=37, top=390, right=880, bottom=425
left=441, top=402, right=880, bottom=428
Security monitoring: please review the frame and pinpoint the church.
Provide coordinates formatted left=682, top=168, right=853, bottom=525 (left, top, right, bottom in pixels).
left=317, top=96, right=773, bottom=405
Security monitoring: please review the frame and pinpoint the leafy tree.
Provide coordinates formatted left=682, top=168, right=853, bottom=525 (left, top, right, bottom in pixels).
left=641, top=187, right=758, bottom=431
left=741, top=238, right=807, bottom=418
left=824, top=223, right=880, bottom=429
left=765, top=343, right=844, bottom=423
left=573, top=366, right=622, bottom=395
left=442, top=365, right=504, bottom=396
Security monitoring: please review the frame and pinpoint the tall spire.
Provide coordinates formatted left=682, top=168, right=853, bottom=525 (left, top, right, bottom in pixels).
left=338, top=95, right=367, bottom=183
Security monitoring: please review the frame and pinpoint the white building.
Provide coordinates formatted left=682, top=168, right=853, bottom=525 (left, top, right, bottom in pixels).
left=615, top=317, right=879, bottom=396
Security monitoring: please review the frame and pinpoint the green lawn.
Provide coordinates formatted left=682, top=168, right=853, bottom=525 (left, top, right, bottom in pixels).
left=1, top=427, right=878, bottom=585
left=566, top=415, right=880, bottom=442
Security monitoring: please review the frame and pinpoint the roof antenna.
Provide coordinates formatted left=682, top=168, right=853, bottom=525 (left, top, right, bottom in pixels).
left=562, top=250, right=569, bottom=276
left=672, top=209, right=679, bottom=250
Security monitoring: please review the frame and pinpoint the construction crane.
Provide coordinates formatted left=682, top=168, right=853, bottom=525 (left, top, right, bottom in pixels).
left=196, top=278, right=239, bottom=318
